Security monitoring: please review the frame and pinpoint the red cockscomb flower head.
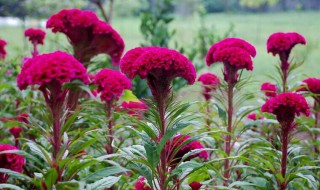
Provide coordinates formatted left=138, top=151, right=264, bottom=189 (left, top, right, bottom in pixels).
left=166, top=134, right=208, bottom=168
left=134, top=177, right=152, bottom=190
left=261, top=92, right=310, bottom=128
left=206, top=38, right=256, bottom=84
left=94, top=68, right=132, bottom=102
left=17, top=113, right=29, bottom=124
left=9, top=127, right=22, bottom=139
left=0, top=39, right=7, bottom=60
left=198, top=73, right=220, bottom=100
left=17, top=51, right=89, bottom=90
left=121, top=100, right=148, bottom=118
left=24, top=28, right=46, bottom=45
left=260, top=82, right=277, bottom=98
left=46, top=8, right=124, bottom=65
left=247, top=113, right=263, bottom=121
left=120, top=47, right=196, bottom=99
left=267, top=32, right=306, bottom=56
left=0, top=144, right=25, bottom=183
left=298, top=77, right=320, bottom=103
left=189, top=182, right=203, bottom=190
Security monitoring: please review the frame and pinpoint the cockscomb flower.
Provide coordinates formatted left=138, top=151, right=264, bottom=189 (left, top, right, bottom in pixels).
left=206, top=38, right=256, bottom=84
left=261, top=92, right=310, bottom=128
left=17, top=113, right=29, bottom=124
left=261, top=82, right=277, bottom=98
left=0, top=144, right=25, bottom=183
left=17, top=51, right=89, bottom=90
left=94, top=68, right=132, bottom=102
left=120, top=46, right=196, bottom=100
left=121, top=100, right=148, bottom=118
left=9, top=127, right=22, bottom=139
left=0, top=39, right=7, bottom=60
left=24, top=28, right=46, bottom=45
left=166, top=134, right=208, bottom=167
left=134, top=177, right=152, bottom=190
left=198, top=73, right=220, bottom=100
left=267, top=32, right=306, bottom=57
left=247, top=113, right=263, bottom=121
left=298, top=77, right=320, bottom=103
left=46, top=8, right=124, bottom=65
left=189, top=182, right=203, bottom=190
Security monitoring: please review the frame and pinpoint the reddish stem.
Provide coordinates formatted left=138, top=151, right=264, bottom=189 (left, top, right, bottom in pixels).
left=280, top=52, right=289, bottom=93
left=280, top=128, right=289, bottom=190
left=158, top=92, right=167, bottom=190
left=313, top=101, right=319, bottom=155
left=32, top=42, right=39, bottom=57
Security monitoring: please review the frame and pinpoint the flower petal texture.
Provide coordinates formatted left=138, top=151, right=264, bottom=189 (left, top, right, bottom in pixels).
left=134, top=177, right=152, bottom=190
left=267, top=32, right=306, bottom=56
left=17, top=51, right=89, bottom=90
left=94, top=68, right=132, bottom=102
left=260, top=82, right=277, bottom=97
left=198, top=73, right=220, bottom=100
left=24, top=28, right=46, bottom=45
left=0, top=39, right=7, bottom=60
left=299, top=77, right=320, bottom=94
left=189, top=182, right=203, bottom=190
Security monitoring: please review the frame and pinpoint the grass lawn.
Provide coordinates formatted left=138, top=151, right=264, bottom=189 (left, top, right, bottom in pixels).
left=1, top=11, right=319, bottom=88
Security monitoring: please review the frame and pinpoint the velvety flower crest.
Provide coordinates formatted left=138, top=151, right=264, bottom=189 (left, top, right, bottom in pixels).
left=17, top=113, right=29, bottom=124
left=120, top=46, right=196, bottom=84
left=0, top=144, right=25, bottom=183
left=17, top=51, right=89, bottom=90
left=94, top=68, right=132, bottom=102
left=134, top=177, right=151, bottom=190
left=121, top=100, right=148, bottom=118
left=198, top=73, right=220, bottom=100
left=0, top=39, right=7, bottom=60
left=261, top=92, right=310, bottom=126
left=247, top=113, right=262, bottom=121
left=24, top=28, right=46, bottom=45
left=189, top=182, right=203, bottom=190
left=46, top=8, right=124, bottom=64
left=9, top=127, right=22, bottom=139
left=260, top=82, right=277, bottom=97
left=299, top=78, right=320, bottom=94
left=267, top=32, right=306, bottom=56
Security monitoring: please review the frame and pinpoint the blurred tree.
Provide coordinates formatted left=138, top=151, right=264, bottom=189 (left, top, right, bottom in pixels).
left=239, top=0, right=278, bottom=10
left=0, top=0, right=28, bottom=19
left=201, top=0, right=238, bottom=12
left=89, top=0, right=114, bottom=23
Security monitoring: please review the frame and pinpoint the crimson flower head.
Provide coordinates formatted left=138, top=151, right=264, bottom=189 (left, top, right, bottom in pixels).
left=120, top=46, right=196, bottom=99
left=17, top=51, right=89, bottom=90
left=267, top=32, right=306, bottom=56
left=0, top=39, right=7, bottom=60
left=247, top=113, right=262, bottom=121
left=9, top=127, right=22, bottom=139
left=166, top=134, right=208, bottom=168
left=261, top=92, right=310, bottom=128
left=94, top=68, right=132, bottom=102
left=0, top=144, right=25, bottom=183
left=121, top=100, right=148, bottom=118
left=206, top=38, right=256, bottom=84
left=24, top=28, right=46, bottom=45
left=17, top=113, right=29, bottom=124
left=298, top=77, right=320, bottom=103
left=198, top=73, right=220, bottom=100
left=134, top=177, right=151, bottom=190
left=260, top=82, right=277, bottom=98
left=189, top=182, right=203, bottom=190
left=46, top=8, right=124, bottom=65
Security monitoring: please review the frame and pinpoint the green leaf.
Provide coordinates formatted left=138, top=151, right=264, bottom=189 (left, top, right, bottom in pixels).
left=144, top=139, right=160, bottom=168
left=121, top=90, right=139, bottom=102
left=229, top=181, right=266, bottom=190
left=44, top=169, right=58, bottom=189
left=0, top=184, right=25, bottom=190
left=86, top=176, right=120, bottom=190
left=85, top=166, right=128, bottom=181
left=215, top=104, right=227, bottom=123
left=0, top=168, right=32, bottom=181
left=56, top=181, right=81, bottom=190
left=65, top=160, right=98, bottom=180
left=171, top=161, right=203, bottom=176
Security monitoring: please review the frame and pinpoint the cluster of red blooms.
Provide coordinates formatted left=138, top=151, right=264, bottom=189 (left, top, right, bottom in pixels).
left=134, top=177, right=152, bottom=190
left=262, top=92, right=310, bottom=127
left=260, top=82, right=277, bottom=98
left=247, top=113, right=263, bottom=121
left=0, top=39, right=7, bottom=60
left=121, top=100, right=148, bottom=118
left=206, top=38, right=256, bottom=84
left=94, top=68, right=132, bottom=102
left=267, top=32, right=306, bottom=56
left=17, top=51, right=89, bottom=90
left=0, top=144, right=25, bottom=183
left=24, top=28, right=46, bottom=45
left=46, top=8, right=124, bottom=64
left=198, top=73, right=220, bottom=100
left=299, top=78, right=320, bottom=94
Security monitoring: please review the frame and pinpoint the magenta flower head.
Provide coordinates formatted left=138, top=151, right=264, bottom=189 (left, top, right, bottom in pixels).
left=0, top=144, right=25, bottom=183
left=247, top=113, right=262, bottom=121
left=46, top=8, right=124, bottom=65
left=261, top=92, right=310, bottom=128
left=134, top=177, right=152, bottom=190
left=198, top=73, right=220, bottom=100
left=298, top=77, right=320, bottom=103
left=121, top=100, right=148, bottom=118
left=260, top=82, right=277, bottom=98
left=17, top=113, right=29, bottom=124
left=24, top=28, right=46, bottom=45
left=94, top=68, right=132, bottom=103
left=206, top=38, right=256, bottom=84
left=120, top=46, right=196, bottom=101
left=9, top=127, right=22, bottom=139
left=17, top=51, right=89, bottom=108
left=166, top=134, right=208, bottom=168
left=0, top=39, right=7, bottom=60
left=189, top=182, right=203, bottom=190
